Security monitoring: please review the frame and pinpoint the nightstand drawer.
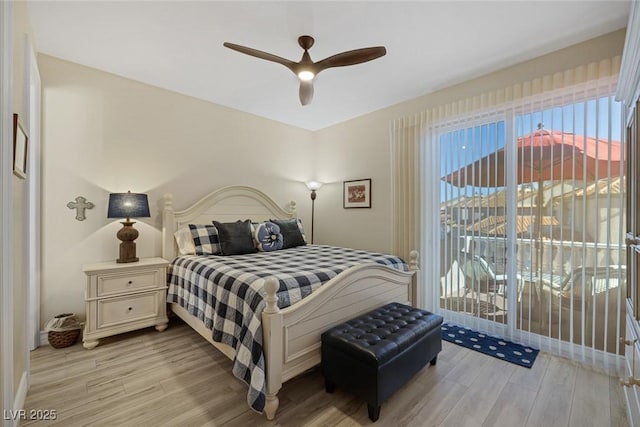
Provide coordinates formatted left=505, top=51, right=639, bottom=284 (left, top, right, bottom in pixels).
left=97, top=269, right=161, bottom=297
left=97, top=292, right=160, bottom=328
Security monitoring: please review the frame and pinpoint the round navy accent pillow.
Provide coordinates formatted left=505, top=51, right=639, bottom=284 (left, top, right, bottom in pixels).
left=255, top=221, right=283, bottom=252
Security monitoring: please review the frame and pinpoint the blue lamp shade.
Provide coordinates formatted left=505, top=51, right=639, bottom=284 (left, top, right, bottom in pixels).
left=107, top=192, right=150, bottom=219
left=107, top=191, right=150, bottom=263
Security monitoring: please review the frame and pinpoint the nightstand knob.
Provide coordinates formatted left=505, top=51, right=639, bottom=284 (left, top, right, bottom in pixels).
left=127, top=281, right=133, bottom=285
left=128, top=307, right=133, bottom=311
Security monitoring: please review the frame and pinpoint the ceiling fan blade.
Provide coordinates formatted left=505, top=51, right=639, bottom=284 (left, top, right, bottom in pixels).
left=314, top=46, right=386, bottom=72
left=299, top=80, right=314, bottom=106
left=223, top=42, right=296, bottom=72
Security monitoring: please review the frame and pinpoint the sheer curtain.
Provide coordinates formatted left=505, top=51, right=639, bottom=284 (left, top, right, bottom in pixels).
left=391, top=56, right=624, bottom=373
left=390, top=113, right=427, bottom=307
left=511, top=64, right=624, bottom=373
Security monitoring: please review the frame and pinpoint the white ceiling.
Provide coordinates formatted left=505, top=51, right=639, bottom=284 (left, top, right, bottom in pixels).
left=28, top=1, right=630, bottom=131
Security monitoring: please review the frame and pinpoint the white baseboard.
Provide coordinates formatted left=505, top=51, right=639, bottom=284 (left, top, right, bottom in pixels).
left=39, top=330, right=48, bottom=346
left=11, top=371, right=28, bottom=426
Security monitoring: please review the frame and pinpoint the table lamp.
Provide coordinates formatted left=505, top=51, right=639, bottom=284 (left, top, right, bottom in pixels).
left=107, top=191, right=150, bottom=263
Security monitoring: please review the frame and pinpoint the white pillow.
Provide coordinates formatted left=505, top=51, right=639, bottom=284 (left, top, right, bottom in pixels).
left=174, top=227, right=196, bottom=255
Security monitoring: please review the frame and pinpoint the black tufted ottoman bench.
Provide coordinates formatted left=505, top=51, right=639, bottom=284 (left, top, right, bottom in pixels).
left=321, top=302, right=443, bottom=422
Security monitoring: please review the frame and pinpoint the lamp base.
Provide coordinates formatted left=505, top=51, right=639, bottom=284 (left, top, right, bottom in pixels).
left=116, top=245, right=139, bottom=263
left=116, top=221, right=139, bottom=263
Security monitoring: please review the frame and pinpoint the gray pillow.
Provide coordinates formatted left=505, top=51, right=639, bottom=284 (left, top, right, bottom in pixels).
left=270, top=218, right=306, bottom=249
left=212, top=220, right=257, bottom=255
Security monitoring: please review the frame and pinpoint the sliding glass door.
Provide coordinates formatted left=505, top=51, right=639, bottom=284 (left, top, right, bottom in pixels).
left=514, top=97, right=625, bottom=357
left=439, top=119, right=509, bottom=333
left=437, top=95, right=625, bottom=358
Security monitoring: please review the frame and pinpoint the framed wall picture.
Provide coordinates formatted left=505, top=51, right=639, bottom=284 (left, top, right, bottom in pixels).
left=13, top=113, right=28, bottom=179
left=343, top=178, right=371, bottom=208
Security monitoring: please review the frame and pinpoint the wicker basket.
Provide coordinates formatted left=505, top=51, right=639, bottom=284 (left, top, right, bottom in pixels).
left=48, top=329, right=80, bottom=349
left=45, top=313, right=81, bottom=349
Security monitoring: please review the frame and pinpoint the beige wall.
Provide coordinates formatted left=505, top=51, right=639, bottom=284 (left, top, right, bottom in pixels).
left=312, top=29, right=626, bottom=254
left=39, top=55, right=314, bottom=326
left=38, top=29, right=626, bottom=330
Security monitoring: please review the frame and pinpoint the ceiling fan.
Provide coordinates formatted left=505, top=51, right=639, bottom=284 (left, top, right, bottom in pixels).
left=223, top=35, right=386, bottom=106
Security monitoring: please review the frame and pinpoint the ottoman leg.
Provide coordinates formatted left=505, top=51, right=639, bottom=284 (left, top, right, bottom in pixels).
left=325, top=379, right=336, bottom=393
left=367, top=404, right=381, bottom=422
left=430, top=355, right=438, bottom=366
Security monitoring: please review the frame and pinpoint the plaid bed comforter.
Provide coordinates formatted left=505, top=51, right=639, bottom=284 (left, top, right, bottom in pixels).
left=166, top=244, right=408, bottom=413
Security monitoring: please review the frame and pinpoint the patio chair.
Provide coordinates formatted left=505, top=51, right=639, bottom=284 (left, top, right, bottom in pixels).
left=518, top=267, right=592, bottom=322
left=536, top=265, right=626, bottom=306
left=459, top=254, right=508, bottom=308
left=519, top=265, right=626, bottom=350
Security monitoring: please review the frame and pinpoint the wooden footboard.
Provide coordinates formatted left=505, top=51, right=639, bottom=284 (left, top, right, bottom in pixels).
left=261, top=251, right=418, bottom=419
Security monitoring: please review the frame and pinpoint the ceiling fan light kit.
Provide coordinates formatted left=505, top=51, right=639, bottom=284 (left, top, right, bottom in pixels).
left=298, top=70, right=314, bottom=81
left=223, top=35, right=386, bottom=105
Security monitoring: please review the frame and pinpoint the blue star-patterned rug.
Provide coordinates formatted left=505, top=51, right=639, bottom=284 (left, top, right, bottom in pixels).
left=441, top=323, right=539, bottom=368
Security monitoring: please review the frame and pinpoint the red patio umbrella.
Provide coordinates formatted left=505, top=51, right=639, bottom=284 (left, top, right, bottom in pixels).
left=443, top=124, right=623, bottom=324
left=444, top=127, right=622, bottom=188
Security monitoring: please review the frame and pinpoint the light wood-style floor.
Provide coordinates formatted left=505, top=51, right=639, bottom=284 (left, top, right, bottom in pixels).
left=24, top=319, right=628, bottom=427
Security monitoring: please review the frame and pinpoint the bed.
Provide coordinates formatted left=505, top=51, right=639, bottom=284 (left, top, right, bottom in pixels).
left=161, top=185, right=419, bottom=419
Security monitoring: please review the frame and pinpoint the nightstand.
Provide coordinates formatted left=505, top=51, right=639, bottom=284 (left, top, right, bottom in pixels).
left=82, top=257, right=169, bottom=349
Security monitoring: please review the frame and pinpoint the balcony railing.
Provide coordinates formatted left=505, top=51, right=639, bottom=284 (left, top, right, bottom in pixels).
left=439, top=235, right=626, bottom=354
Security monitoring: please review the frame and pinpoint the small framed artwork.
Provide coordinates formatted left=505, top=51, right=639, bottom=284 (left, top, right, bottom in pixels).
left=343, top=178, right=371, bottom=209
left=13, top=114, right=28, bottom=179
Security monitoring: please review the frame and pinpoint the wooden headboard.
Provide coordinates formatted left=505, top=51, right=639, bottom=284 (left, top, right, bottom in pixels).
left=162, top=185, right=296, bottom=260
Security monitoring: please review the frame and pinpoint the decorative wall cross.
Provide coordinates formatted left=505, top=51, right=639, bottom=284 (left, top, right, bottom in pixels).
left=67, top=196, right=94, bottom=221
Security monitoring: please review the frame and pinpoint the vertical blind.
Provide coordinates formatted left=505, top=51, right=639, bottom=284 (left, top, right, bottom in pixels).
left=512, top=75, right=624, bottom=373
left=391, top=56, right=625, bottom=373
left=391, top=56, right=621, bottom=261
